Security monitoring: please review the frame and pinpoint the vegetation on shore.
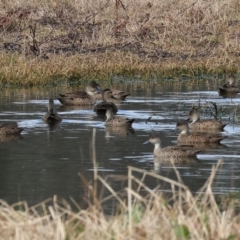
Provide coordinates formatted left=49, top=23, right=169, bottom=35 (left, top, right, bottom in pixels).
left=0, top=0, right=240, bottom=86
left=0, top=161, right=240, bottom=239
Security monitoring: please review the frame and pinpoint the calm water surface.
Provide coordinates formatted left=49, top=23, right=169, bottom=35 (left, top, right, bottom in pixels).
left=0, top=77, right=240, bottom=207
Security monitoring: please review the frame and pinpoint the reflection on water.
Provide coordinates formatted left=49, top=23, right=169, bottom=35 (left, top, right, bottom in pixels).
left=105, top=126, right=135, bottom=137
left=153, top=156, right=200, bottom=165
left=0, top=77, right=240, bottom=207
left=0, top=134, right=23, bottom=143
left=219, top=92, right=239, bottom=99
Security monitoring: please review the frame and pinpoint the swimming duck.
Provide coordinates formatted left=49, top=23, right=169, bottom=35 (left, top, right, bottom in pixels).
left=42, top=99, right=62, bottom=123
left=176, top=121, right=227, bottom=143
left=111, top=89, right=130, bottom=100
left=94, top=89, right=118, bottom=115
left=105, top=108, right=134, bottom=127
left=188, top=108, right=227, bottom=131
left=144, top=133, right=201, bottom=159
left=58, top=81, right=101, bottom=105
left=218, top=74, right=239, bottom=93
left=0, top=123, right=23, bottom=135
left=95, top=88, right=130, bottom=100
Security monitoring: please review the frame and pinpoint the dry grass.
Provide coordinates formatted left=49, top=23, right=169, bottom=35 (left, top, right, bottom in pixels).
left=0, top=0, right=240, bottom=85
left=0, top=161, right=240, bottom=240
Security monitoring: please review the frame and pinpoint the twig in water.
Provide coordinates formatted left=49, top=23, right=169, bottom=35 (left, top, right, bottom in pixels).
left=145, top=117, right=152, bottom=124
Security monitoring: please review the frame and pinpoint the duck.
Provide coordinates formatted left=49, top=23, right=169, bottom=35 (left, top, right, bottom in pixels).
left=176, top=121, right=227, bottom=144
left=94, top=89, right=118, bottom=115
left=111, top=89, right=130, bottom=100
left=218, top=74, right=239, bottom=94
left=95, top=88, right=130, bottom=100
left=143, top=133, right=201, bottom=159
left=105, top=107, right=134, bottom=127
left=0, top=123, right=23, bottom=135
left=42, top=99, right=62, bottom=123
left=188, top=108, right=227, bottom=131
left=58, top=81, right=101, bottom=105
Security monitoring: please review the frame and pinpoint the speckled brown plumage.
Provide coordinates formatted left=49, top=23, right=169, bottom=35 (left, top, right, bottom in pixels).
left=58, top=81, right=101, bottom=106
left=176, top=121, right=227, bottom=144
left=95, top=88, right=130, bottom=100
left=94, top=89, right=118, bottom=115
left=0, top=124, right=23, bottom=135
left=144, top=133, right=201, bottom=159
left=111, top=89, right=130, bottom=100
left=105, top=108, right=134, bottom=127
left=188, top=108, right=226, bottom=131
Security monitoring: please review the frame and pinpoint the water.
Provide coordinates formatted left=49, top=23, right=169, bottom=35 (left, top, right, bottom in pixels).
left=0, top=77, right=240, bottom=208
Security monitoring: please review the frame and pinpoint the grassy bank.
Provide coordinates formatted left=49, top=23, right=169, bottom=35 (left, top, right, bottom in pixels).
left=0, top=0, right=240, bottom=86
left=0, top=161, right=240, bottom=239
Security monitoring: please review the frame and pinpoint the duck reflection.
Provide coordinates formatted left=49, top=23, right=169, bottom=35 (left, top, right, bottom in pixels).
left=59, top=105, right=94, bottom=111
left=105, top=126, right=135, bottom=137
left=218, top=91, right=238, bottom=99
left=47, top=121, right=61, bottom=131
left=153, top=156, right=200, bottom=172
left=0, top=134, right=23, bottom=142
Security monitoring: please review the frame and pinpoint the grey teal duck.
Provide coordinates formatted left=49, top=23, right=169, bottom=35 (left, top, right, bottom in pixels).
left=144, top=133, right=201, bottom=159
left=42, top=99, right=62, bottom=123
left=218, top=74, right=239, bottom=94
left=58, top=81, right=101, bottom=105
left=111, top=89, right=130, bottom=100
left=188, top=108, right=227, bottom=131
left=0, top=123, right=23, bottom=135
left=105, top=108, right=134, bottom=127
left=95, top=88, right=130, bottom=100
left=176, top=121, right=227, bottom=144
left=94, top=89, right=118, bottom=115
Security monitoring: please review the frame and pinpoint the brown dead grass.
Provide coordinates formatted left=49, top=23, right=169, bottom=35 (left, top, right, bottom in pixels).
left=0, top=0, right=240, bottom=85
left=0, top=161, right=240, bottom=240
